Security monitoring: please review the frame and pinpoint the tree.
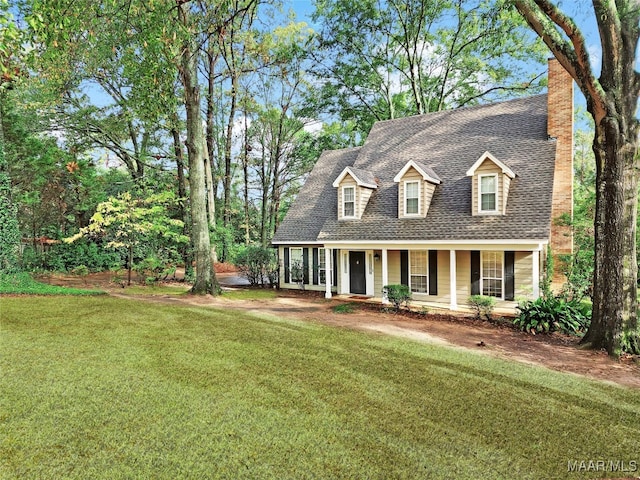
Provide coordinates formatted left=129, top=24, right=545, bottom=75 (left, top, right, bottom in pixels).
left=176, top=0, right=219, bottom=294
left=310, top=0, right=547, bottom=138
left=0, top=140, right=20, bottom=272
left=514, top=0, right=639, bottom=356
left=66, top=191, right=188, bottom=286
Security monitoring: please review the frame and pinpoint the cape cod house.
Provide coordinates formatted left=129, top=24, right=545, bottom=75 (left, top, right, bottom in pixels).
left=272, top=59, right=573, bottom=310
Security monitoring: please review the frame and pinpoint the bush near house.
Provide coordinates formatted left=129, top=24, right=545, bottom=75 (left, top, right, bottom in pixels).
left=468, top=295, right=496, bottom=320
left=514, top=295, right=591, bottom=335
left=383, top=284, right=411, bottom=312
left=235, top=246, right=278, bottom=287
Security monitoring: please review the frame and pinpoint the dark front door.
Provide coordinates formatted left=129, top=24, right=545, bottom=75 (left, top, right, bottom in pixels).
left=349, top=251, right=366, bottom=295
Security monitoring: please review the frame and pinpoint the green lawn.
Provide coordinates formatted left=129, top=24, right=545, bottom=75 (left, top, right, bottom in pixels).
left=1, top=296, right=639, bottom=479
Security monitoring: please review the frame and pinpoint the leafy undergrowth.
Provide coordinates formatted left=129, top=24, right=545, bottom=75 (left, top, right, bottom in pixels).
left=0, top=272, right=104, bottom=295
left=2, top=296, right=639, bottom=479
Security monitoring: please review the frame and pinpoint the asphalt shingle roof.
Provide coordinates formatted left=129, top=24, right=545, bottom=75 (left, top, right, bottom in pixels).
left=274, top=94, right=557, bottom=244
left=272, top=147, right=361, bottom=243
left=346, top=167, right=377, bottom=188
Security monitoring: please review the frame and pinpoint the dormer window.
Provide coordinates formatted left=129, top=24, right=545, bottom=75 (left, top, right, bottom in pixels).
left=466, top=151, right=516, bottom=216
left=479, top=174, right=498, bottom=212
left=343, top=186, right=355, bottom=218
left=333, top=166, right=377, bottom=220
left=405, top=181, right=420, bottom=215
left=393, top=160, right=441, bottom=219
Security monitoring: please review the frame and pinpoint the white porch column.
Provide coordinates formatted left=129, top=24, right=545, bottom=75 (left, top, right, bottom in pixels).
left=449, top=249, right=457, bottom=310
left=325, top=247, right=332, bottom=299
left=532, top=249, right=540, bottom=299
left=381, top=248, right=389, bottom=303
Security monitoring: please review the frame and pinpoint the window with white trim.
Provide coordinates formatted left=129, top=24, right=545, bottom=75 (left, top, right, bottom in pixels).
left=343, top=186, right=355, bottom=217
left=405, top=181, right=419, bottom=215
left=479, top=174, right=497, bottom=212
left=290, top=247, right=303, bottom=283
left=318, top=249, right=326, bottom=285
left=410, top=250, right=428, bottom=293
left=482, top=251, right=503, bottom=298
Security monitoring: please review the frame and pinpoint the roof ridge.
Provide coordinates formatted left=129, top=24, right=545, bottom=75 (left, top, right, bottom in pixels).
left=371, top=93, right=547, bottom=127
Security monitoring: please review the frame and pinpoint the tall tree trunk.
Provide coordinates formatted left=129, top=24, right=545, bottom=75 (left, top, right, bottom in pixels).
left=242, top=110, right=250, bottom=245
left=260, top=144, right=269, bottom=247
left=582, top=117, right=640, bottom=355
left=171, top=123, right=193, bottom=279
left=205, top=49, right=219, bottom=212
left=223, top=71, right=238, bottom=229
left=178, top=3, right=218, bottom=295
left=203, top=143, right=218, bottom=264
left=514, top=0, right=639, bottom=357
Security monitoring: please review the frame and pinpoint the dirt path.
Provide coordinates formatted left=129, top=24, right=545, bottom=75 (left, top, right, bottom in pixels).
left=34, top=271, right=640, bottom=389
left=108, top=287, right=640, bottom=390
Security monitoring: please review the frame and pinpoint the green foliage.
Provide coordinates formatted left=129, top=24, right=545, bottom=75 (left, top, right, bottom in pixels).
left=0, top=142, right=21, bottom=273
left=310, top=0, right=547, bottom=138
left=0, top=272, right=104, bottom=295
left=20, top=239, right=122, bottom=273
left=210, top=219, right=244, bottom=263
left=468, top=295, right=496, bottom=320
left=133, top=256, right=177, bottom=285
left=515, top=296, right=591, bottom=335
left=383, top=284, right=411, bottom=312
left=70, top=264, right=89, bottom=277
left=234, top=245, right=278, bottom=287
left=67, top=191, right=188, bottom=284
left=332, top=302, right=356, bottom=314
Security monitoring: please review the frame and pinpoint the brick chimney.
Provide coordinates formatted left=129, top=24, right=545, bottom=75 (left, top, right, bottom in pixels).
left=547, top=58, right=574, bottom=288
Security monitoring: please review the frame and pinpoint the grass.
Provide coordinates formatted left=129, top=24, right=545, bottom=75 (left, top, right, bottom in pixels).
left=120, top=284, right=191, bottom=295
left=2, top=296, right=639, bottom=479
left=221, top=288, right=277, bottom=300
left=332, top=302, right=357, bottom=313
left=0, top=272, right=104, bottom=296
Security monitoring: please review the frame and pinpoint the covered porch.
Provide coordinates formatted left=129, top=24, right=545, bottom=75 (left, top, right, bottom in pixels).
left=319, top=241, right=546, bottom=312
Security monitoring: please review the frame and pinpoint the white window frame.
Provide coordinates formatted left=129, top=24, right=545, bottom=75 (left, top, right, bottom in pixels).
left=342, top=186, right=356, bottom=218
left=481, top=251, right=503, bottom=299
left=478, top=173, right=498, bottom=213
left=318, top=248, right=326, bottom=285
left=409, top=250, right=428, bottom=294
left=290, top=247, right=303, bottom=283
left=404, top=180, right=420, bottom=216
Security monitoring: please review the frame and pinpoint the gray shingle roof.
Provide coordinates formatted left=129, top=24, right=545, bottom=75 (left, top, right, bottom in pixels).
left=346, top=167, right=377, bottom=188
left=274, top=94, right=557, bottom=244
left=272, top=147, right=361, bottom=243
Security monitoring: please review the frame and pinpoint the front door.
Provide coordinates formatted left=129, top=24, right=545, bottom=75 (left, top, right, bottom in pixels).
left=349, top=251, right=366, bottom=294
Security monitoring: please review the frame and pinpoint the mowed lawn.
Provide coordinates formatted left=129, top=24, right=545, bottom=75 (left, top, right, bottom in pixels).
left=1, top=297, right=639, bottom=479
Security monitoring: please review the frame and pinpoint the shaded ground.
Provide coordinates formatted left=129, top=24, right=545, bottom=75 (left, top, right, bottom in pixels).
left=37, top=271, right=640, bottom=389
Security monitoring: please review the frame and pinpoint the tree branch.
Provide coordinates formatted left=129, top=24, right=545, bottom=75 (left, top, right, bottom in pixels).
left=514, top=0, right=608, bottom=121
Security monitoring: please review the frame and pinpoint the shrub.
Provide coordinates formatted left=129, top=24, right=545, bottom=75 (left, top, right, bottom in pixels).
left=514, top=296, right=591, bottom=335
left=382, top=284, right=411, bottom=312
left=235, top=246, right=278, bottom=287
left=134, top=256, right=177, bottom=285
left=468, top=295, right=496, bottom=320
left=21, top=240, right=122, bottom=273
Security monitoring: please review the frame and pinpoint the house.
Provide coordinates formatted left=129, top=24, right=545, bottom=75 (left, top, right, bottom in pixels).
left=272, top=59, right=573, bottom=310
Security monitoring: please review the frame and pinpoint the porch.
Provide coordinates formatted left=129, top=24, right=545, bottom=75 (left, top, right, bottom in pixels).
left=278, top=243, right=545, bottom=314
